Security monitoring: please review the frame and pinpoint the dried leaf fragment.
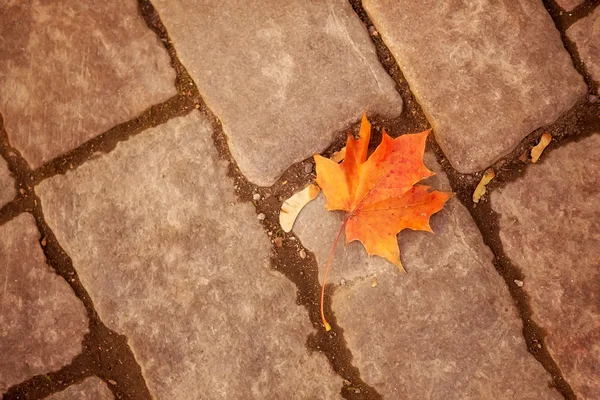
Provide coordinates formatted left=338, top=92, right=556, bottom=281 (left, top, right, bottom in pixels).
left=279, top=184, right=320, bottom=232
left=531, top=133, right=552, bottom=163
left=473, top=168, right=495, bottom=203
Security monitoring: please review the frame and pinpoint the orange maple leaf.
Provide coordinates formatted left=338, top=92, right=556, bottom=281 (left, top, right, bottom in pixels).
left=314, top=115, right=452, bottom=330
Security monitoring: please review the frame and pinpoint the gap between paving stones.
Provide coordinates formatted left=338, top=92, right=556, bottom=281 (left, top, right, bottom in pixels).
left=345, top=0, right=600, bottom=397
left=0, top=0, right=200, bottom=228
left=265, top=0, right=600, bottom=393
left=138, top=1, right=383, bottom=398
left=2, top=1, right=388, bottom=399
left=544, top=0, right=600, bottom=93
left=0, top=94, right=197, bottom=228
left=0, top=3, right=376, bottom=399
left=1, top=0, right=596, bottom=398
left=0, top=1, right=201, bottom=396
left=0, top=120, right=152, bottom=399
left=549, top=0, right=600, bottom=29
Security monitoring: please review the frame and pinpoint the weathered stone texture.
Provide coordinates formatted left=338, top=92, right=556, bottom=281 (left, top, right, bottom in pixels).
left=47, top=378, right=113, bottom=400
left=364, top=0, right=586, bottom=173
left=0, top=0, right=176, bottom=168
left=38, top=113, right=342, bottom=399
left=492, top=135, right=600, bottom=400
left=568, top=7, right=600, bottom=84
left=556, top=0, right=584, bottom=11
left=0, top=214, right=88, bottom=393
left=294, top=153, right=561, bottom=399
left=0, top=157, right=15, bottom=207
left=152, top=0, right=402, bottom=186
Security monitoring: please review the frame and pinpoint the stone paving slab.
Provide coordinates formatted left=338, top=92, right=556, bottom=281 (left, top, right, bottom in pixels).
left=38, top=113, right=342, bottom=399
left=0, top=157, right=15, bottom=207
left=152, top=0, right=402, bottom=186
left=46, top=377, right=113, bottom=400
left=491, top=134, right=600, bottom=400
left=556, top=0, right=584, bottom=11
left=0, top=0, right=176, bottom=168
left=294, top=153, right=561, bottom=399
left=0, top=214, right=88, bottom=393
left=568, top=7, right=600, bottom=84
left=363, top=0, right=586, bottom=173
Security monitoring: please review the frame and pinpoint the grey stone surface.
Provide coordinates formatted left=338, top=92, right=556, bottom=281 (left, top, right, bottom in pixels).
left=556, top=0, right=584, bottom=11
left=364, top=0, right=586, bottom=173
left=491, top=135, right=600, bottom=400
left=47, top=377, right=113, bottom=400
left=0, top=214, right=88, bottom=393
left=568, top=7, right=600, bottom=84
left=294, top=154, right=561, bottom=399
left=38, top=113, right=342, bottom=399
left=152, top=0, right=402, bottom=186
left=0, top=0, right=176, bottom=168
left=0, top=157, right=15, bottom=207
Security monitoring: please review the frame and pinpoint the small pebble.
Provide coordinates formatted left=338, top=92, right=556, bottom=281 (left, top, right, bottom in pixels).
left=299, top=249, right=307, bottom=259
left=252, top=193, right=261, bottom=201
left=368, top=26, right=379, bottom=36
left=108, top=379, right=117, bottom=386
left=257, top=213, right=266, bottom=221
left=304, top=164, right=313, bottom=174
left=514, top=279, right=524, bottom=287
left=340, top=278, right=346, bottom=285
left=41, top=237, right=47, bottom=247
left=589, top=94, right=598, bottom=103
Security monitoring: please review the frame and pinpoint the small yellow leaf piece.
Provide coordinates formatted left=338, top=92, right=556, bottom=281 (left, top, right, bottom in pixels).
left=330, top=147, right=346, bottom=163
left=531, top=133, right=552, bottom=163
left=473, top=168, right=495, bottom=203
left=279, top=184, right=320, bottom=233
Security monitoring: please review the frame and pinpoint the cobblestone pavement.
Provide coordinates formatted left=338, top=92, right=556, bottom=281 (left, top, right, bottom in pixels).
left=0, top=1, right=598, bottom=399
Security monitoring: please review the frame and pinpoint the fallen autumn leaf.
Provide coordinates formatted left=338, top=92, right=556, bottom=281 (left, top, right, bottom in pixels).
left=314, top=115, right=452, bottom=330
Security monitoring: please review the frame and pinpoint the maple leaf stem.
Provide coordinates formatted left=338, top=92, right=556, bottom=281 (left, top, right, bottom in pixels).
left=320, top=216, right=348, bottom=332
